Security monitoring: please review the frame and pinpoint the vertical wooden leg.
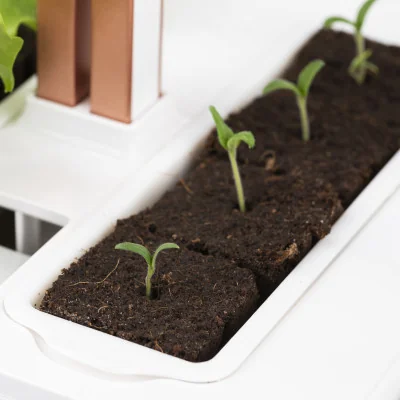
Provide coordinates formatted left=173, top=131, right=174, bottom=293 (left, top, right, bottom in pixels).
left=90, top=0, right=134, bottom=123
left=90, top=0, right=163, bottom=123
left=37, top=0, right=90, bottom=106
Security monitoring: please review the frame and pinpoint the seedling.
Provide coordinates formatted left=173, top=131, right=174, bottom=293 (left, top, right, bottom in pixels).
left=0, top=0, right=37, bottom=92
left=348, top=49, right=378, bottom=84
left=115, top=242, right=180, bottom=300
left=209, top=106, right=255, bottom=213
left=324, top=0, right=378, bottom=84
left=263, top=60, right=325, bottom=142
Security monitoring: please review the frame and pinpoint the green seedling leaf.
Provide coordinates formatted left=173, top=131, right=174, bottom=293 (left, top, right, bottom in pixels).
left=297, top=59, right=325, bottom=97
left=227, top=131, right=255, bottom=153
left=115, top=243, right=152, bottom=266
left=0, top=0, right=37, bottom=36
left=324, top=0, right=377, bottom=33
left=349, top=49, right=373, bottom=73
left=0, top=16, right=23, bottom=93
left=349, top=49, right=378, bottom=84
left=115, top=242, right=179, bottom=299
left=209, top=106, right=234, bottom=150
left=153, top=243, right=180, bottom=267
left=355, top=0, right=377, bottom=31
left=323, top=16, right=355, bottom=29
left=209, top=107, right=255, bottom=213
left=366, top=61, right=379, bottom=74
left=263, top=60, right=324, bottom=142
left=263, top=79, right=301, bottom=97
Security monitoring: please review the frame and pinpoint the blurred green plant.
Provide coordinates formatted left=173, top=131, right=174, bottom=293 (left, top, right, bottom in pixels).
left=324, top=0, right=378, bottom=84
left=263, top=60, right=325, bottom=142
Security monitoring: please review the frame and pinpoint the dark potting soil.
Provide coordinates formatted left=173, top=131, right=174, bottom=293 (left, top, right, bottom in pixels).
left=41, top=246, right=258, bottom=362
left=41, top=30, right=400, bottom=362
left=138, top=159, right=342, bottom=296
left=0, top=25, right=37, bottom=102
left=208, top=29, right=400, bottom=206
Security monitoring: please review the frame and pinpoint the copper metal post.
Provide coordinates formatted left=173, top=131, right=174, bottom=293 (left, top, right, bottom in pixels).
left=90, top=0, right=133, bottom=123
left=37, top=0, right=90, bottom=106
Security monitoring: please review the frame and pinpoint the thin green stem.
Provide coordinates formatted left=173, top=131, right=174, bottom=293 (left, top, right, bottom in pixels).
left=145, top=265, right=155, bottom=299
left=355, top=30, right=365, bottom=58
left=228, top=150, right=246, bottom=212
left=354, top=30, right=367, bottom=84
left=297, top=96, right=310, bottom=142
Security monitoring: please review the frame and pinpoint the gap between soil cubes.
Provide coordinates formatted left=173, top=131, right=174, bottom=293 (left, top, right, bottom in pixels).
left=40, top=30, right=400, bottom=363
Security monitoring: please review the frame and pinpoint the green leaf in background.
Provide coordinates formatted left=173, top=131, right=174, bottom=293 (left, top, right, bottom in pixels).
left=349, top=49, right=379, bottom=84
left=0, top=16, right=23, bottom=92
left=323, top=0, right=379, bottom=85
left=263, top=60, right=325, bottom=142
left=355, top=0, right=377, bottom=31
left=0, top=0, right=37, bottom=92
left=209, top=106, right=235, bottom=150
left=349, top=49, right=374, bottom=73
left=297, top=59, right=325, bottom=97
left=0, top=0, right=37, bottom=36
left=323, top=16, right=355, bottom=29
left=227, top=131, right=255, bottom=153
left=365, top=61, right=379, bottom=74
left=263, top=79, right=301, bottom=97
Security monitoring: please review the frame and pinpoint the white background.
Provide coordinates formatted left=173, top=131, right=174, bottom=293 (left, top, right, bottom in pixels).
left=164, top=0, right=399, bottom=114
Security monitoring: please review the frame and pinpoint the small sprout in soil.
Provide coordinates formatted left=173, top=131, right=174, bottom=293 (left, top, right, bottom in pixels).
left=115, top=242, right=180, bottom=300
left=348, top=49, right=379, bottom=84
left=209, top=106, right=255, bottom=213
left=263, top=59, right=325, bottom=142
left=324, top=0, right=378, bottom=84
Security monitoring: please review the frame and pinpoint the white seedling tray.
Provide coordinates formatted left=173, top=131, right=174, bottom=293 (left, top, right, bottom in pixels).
left=3, top=38, right=400, bottom=386
left=1, top=0, right=400, bottom=398
left=3, top=151, right=400, bottom=384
